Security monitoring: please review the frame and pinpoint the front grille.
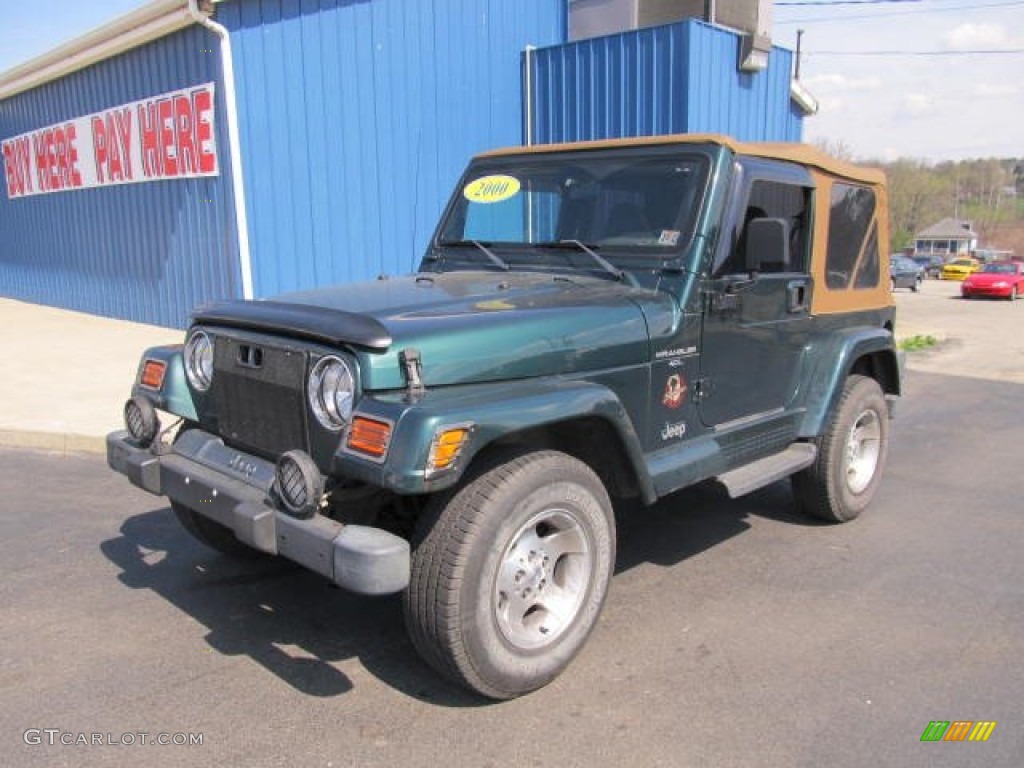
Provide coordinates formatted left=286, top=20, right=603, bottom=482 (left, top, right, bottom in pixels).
left=212, top=337, right=308, bottom=457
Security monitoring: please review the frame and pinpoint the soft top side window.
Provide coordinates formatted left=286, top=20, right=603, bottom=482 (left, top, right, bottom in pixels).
left=826, top=183, right=879, bottom=290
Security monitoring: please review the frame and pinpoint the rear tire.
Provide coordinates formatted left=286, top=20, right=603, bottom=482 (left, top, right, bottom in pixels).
left=793, top=375, right=889, bottom=523
left=404, top=450, right=615, bottom=699
left=1010, top=285, right=1018, bottom=301
left=912, top=276, right=921, bottom=292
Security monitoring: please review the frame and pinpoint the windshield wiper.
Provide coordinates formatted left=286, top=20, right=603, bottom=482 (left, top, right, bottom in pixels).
left=534, top=239, right=624, bottom=282
left=437, top=239, right=510, bottom=271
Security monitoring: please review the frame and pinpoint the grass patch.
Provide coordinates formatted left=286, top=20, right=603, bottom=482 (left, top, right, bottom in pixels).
left=899, top=334, right=938, bottom=352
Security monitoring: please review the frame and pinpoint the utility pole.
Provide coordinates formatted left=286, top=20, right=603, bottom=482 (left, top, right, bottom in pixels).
left=796, top=29, right=804, bottom=80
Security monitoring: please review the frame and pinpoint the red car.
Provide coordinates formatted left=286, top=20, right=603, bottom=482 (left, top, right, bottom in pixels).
left=961, top=261, right=1024, bottom=300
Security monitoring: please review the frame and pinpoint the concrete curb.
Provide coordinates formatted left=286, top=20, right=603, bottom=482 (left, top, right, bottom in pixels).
left=0, top=429, right=107, bottom=455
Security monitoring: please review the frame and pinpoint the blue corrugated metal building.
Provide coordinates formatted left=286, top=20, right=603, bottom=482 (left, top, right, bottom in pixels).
left=219, top=0, right=565, bottom=298
left=527, top=20, right=803, bottom=145
left=0, top=0, right=808, bottom=328
left=0, top=21, right=240, bottom=329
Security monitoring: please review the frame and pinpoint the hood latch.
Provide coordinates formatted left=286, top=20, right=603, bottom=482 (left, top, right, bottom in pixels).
left=400, top=348, right=426, bottom=400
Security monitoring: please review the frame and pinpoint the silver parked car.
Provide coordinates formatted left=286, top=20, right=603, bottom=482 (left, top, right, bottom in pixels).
left=890, top=255, right=924, bottom=292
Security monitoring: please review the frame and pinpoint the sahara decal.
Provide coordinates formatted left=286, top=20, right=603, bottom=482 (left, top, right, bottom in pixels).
left=662, top=374, right=688, bottom=410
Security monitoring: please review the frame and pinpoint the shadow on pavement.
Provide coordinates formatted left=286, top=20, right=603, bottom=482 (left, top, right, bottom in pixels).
left=99, top=477, right=820, bottom=706
left=100, top=507, right=478, bottom=706
left=616, top=477, right=825, bottom=573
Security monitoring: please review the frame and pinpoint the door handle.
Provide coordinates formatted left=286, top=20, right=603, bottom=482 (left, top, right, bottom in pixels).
left=786, top=280, right=808, bottom=313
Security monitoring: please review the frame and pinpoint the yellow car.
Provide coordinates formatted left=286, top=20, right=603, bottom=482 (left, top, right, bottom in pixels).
left=941, top=257, right=981, bottom=281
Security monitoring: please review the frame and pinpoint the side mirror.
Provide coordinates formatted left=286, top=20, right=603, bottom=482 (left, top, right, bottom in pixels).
left=745, top=217, right=791, bottom=273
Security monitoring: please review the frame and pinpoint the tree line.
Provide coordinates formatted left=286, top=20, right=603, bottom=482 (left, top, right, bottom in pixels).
left=817, top=141, right=1023, bottom=257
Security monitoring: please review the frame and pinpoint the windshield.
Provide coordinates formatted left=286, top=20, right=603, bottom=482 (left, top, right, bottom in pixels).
left=980, top=262, right=1019, bottom=274
left=436, top=151, right=710, bottom=254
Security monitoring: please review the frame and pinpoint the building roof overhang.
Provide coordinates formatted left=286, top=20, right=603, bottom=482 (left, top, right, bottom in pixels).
left=0, top=0, right=210, bottom=101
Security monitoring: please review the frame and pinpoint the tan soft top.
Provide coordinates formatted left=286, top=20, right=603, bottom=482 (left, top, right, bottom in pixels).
left=478, top=133, right=886, bottom=187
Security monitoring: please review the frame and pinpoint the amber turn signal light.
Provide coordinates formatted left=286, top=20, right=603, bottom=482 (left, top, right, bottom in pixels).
left=426, top=427, right=471, bottom=474
left=140, top=359, right=167, bottom=390
left=347, top=417, right=392, bottom=459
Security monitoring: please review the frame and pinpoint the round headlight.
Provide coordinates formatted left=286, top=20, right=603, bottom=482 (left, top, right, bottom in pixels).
left=308, top=355, right=355, bottom=431
left=184, top=330, right=214, bottom=392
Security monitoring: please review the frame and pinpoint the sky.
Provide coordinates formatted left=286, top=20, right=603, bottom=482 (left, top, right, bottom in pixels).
left=773, top=0, right=1024, bottom=161
left=1, top=0, right=1021, bottom=163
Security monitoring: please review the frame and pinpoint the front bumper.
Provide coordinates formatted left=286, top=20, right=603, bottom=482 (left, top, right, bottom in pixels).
left=962, top=285, right=1010, bottom=297
left=106, top=429, right=409, bottom=595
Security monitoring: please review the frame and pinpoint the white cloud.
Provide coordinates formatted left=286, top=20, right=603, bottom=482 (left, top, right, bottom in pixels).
left=818, top=96, right=845, bottom=112
left=804, top=73, right=883, bottom=92
left=777, top=4, right=1024, bottom=159
left=944, top=23, right=1012, bottom=50
left=976, top=83, right=1019, bottom=97
left=903, top=93, right=936, bottom=115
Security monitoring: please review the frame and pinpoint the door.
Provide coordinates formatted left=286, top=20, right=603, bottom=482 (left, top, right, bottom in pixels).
left=698, top=164, right=814, bottom=428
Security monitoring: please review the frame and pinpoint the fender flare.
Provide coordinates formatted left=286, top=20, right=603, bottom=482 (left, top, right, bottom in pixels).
left=798, top=327, right=901, bottom=437
left=131, top=344, right=197, bottom=422
left=341, top=377, right=655, bottom=501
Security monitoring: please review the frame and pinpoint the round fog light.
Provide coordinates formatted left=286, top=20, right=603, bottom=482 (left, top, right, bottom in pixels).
left=274, top=450, right=324, bottom=519
left=124, top=396, right=159, bottom=446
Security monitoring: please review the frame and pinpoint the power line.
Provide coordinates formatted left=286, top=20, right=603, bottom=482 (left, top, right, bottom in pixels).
left=778, top=1, right=927, bottom=5
left=809, top=48, right=1024, bottom=55
left=776, top=0, right=1024, bottom=24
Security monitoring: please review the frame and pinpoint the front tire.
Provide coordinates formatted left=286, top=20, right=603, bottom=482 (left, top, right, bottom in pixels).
left=912, top=275, right=921, bottom=292
left=793, top=375, right=889, bottom=523
left=404, top=450, right=615, bottom=699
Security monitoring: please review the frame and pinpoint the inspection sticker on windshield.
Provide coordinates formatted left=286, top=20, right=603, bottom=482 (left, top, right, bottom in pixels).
left=463, top=175, right=521, bottom=204
left=658, top=230, right=680, bottom=246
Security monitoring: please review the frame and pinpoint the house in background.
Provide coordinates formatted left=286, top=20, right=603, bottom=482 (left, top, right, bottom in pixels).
left=914, top=218, right=978, bottom=259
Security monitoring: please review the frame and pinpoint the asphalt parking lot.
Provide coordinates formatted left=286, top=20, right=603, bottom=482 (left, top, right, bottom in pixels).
left=2, top=280, right=1022, bottom=767
left=893, top=275, right=1024, bottom=383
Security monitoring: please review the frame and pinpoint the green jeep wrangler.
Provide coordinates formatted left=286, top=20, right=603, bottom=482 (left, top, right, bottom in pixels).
left=108, top=134, right=900, bottom=699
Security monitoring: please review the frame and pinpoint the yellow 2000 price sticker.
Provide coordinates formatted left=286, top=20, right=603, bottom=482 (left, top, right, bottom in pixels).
left=463, top=174, right=521, bottom=204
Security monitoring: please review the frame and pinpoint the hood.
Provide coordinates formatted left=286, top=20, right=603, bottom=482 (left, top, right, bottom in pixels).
left=197, top=271, right=679, bottom=389
left=965, top=271, right=1015, bottom=284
